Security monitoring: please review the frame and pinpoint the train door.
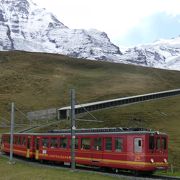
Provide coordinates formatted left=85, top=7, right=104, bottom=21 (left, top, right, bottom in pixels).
left=35, top=137, right=40, bottom=160
left=92, top=137, right=103, bottom=164
left=134, top=138, right=143, bottom=153
left=26, top=136, right=31, bottom=158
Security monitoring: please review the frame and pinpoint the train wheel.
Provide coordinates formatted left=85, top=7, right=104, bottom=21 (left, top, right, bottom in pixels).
left=112, top=168, right=119, bottom=173
left=101, top=167, right=112, bottom=172
left=132, top=170, right=139, bottom=176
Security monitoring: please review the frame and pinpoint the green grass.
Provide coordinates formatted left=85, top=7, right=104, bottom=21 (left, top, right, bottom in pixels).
left=156, top=170, right=180, bottom=178
left=0, top=157, right=122, bottom=180
left=0, top=50, right=180, bottom=117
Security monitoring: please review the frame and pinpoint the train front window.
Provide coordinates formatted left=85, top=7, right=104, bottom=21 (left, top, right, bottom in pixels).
left=149, top=135, right=155, bottom=150
left=162, top=137, right=167, bottom=150
left=156, top=137, right=161, bottom=150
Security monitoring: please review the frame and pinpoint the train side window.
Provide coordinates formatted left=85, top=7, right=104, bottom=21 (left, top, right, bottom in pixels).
left=35, top=138, right=39, bottom=150
left=156, top=137, right=161, bottom=150
left=14, top=136, right=17, bottom=144
left=149, top=136, right=155, bottom=150
left=134, top=138, right=142, bottom=153
left=2, top=136, right=5, bottom=143
left=105, top=137, right=112, bottom=151
left=27, top=137, right=31, bottom=149
left=75, top=138, right=78, bottom=149
left=17, top=136, right=21, bottom=145
left=22, top=137, right=26, bottom=146
left=70, top=138, right=79, bottom=149
left=162, top=137, right=167, bottom=150
left=81, top=138, right=91, bottom=150
left=8, top=135, right=10, bottom=143
left=42, top=138, right=49, bottom=148
left=50, top=138, right=58, bottom=148
left=60, top=138, right=67, bottom=148
left=93, top=138, right=102, bottom=151
left=115, top=138, right=123, bottom=152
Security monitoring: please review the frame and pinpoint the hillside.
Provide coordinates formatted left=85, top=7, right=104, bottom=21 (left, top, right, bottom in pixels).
left=0, top=50, right=180, bottom=116
left=1, top=51, right=180, bottom=171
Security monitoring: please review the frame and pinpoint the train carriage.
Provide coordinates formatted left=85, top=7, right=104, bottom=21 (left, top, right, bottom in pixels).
left=1, top=127, right=168, bottom=174
left=1, top=133, right=35, bottom=159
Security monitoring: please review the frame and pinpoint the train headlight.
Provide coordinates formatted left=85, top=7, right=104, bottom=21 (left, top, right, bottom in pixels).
left=164, top=158, right=167, bottom=163
left=150, top=158, right=154, bottom=163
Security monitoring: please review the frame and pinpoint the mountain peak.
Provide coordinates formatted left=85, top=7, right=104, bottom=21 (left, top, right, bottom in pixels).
left=0, top=0, right=122, bottom=60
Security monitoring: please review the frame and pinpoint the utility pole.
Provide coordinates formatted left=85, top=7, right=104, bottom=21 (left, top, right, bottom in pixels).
left=9, top=102, right=15, bottom=163
left=70, top=89, right=76, bottom=171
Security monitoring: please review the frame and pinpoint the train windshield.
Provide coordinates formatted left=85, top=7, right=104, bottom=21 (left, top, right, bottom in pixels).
left=149, top=135, right=167, bottom=151
left=149, top=135, right=155, bottom=150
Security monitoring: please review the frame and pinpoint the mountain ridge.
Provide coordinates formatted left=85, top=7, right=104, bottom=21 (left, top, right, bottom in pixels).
left=0, top=0, right=180, bottom=70
left=0, top=0, right=122, bottom=61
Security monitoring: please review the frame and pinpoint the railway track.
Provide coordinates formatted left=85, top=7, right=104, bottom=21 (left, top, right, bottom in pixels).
left=1, top=153, right=179, bottom=180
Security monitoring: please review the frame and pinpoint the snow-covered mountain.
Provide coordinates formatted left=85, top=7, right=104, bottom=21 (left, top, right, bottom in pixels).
left=0, top=0, right=122, bottom=61
left=0, top=0, right=180, bottom=71
left=120, top=37, right=180, bottom=71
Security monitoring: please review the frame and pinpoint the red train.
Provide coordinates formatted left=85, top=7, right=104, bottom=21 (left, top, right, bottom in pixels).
left=1, top=127, right=168, bottom=174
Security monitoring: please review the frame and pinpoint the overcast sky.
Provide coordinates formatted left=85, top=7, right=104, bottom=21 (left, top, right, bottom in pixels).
left=33, top=0, right=180, bottom=47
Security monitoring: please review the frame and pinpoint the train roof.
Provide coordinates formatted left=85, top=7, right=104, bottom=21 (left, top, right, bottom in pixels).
left=2, top=127, right=167, bottom=136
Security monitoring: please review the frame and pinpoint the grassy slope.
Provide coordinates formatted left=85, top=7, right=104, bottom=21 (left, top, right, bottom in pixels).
left=0, top=50, right=180, bottom=115
left=0, top=51, right=180, bottom=170
left=0, top=157, right=120, bottom=180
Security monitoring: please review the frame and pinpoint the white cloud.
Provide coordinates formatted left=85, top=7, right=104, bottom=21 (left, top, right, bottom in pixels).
left=33, top=0, right=180, bottom=45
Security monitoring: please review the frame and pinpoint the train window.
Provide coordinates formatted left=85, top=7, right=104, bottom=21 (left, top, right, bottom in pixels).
left=60, top=138, right=67, bottom=148
left=81, top=138, right=91, bottom=150
left=149, top=136, right=155, bottom=150
left=115, top=138, right=123, bottom=152
left=70, top=138, right=79, bottom=149
left=35, top=138, right=39, bottom=150
left=93, top=138, right=102, bottom=151
left=27, top=137, right=31, bottom=149
left=17, top=136, right=21, bottom=145
left=14, top=136, right=17, bottom=144
left=156, top=137, right=161, bottom=150
left=42, top=138, right=49, bottom=148
left=134, top=138, right=142, bottom=153
left=105, top=137, right=112, bottom=151
left=162, top=137, right=167, bottom=150
left=50, top=138, right=58, bottom=148
left=22, top=137, right=26, bottom=146
left=2, top=136, right=6, bottom=143
left=8, top=135, right=10, bottom=143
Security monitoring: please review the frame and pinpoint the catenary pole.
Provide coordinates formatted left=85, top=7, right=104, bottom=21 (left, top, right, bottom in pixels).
left=70, top=89, right=76, bottom=170
left=9, top=102, right=15, bottom=163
